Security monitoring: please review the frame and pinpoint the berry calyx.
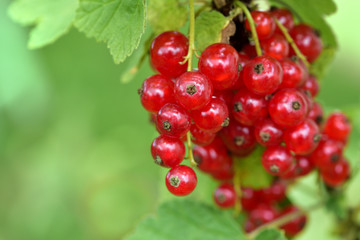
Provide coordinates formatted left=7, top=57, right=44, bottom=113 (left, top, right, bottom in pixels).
left=254, top=118, right=284, bottom=147
left=166, top=165, right=197, bottom=196
left=310, top=139, right=344, bottom=170
left=262, top=145, right=294, bottom=176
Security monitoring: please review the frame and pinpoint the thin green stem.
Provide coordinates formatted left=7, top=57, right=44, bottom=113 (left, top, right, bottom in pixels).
left=234, top=1, right=262, bottom=56
left=274, top=18, right=310, bottom=68
left=233, top=158, right=242, bottom=216
left=187, top=131, right=197, bottom=167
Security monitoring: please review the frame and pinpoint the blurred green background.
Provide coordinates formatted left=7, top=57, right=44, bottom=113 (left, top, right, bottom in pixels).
left=0, top=0, right=360, bottom=239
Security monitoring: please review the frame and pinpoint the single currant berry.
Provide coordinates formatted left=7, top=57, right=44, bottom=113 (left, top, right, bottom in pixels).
left=190, top=124, right=216, bottom=146
left=262, top=181, right=287, bottom=204
left=191, top=98, right=229, bottom=133
left=290, top=24, right=323, bottom=63
left=213, top=90, right=235, bottom=110
left=211, top=159, right=234, bottom=181
left=245, top=11, right=276, bottom=40
left=262, top=145, right=294, bottom=176
left=321, top=157, right=350, bottom=187
left=249, top=205, right=278, bottom=227
left=242, top=56, right=283, bottom=95
left=232, top=88, right=268, bottom=126
left=301, top=75, right=319, bottom=97
left=281, top=155, right=314, bottom=179
left=220, top=121, right=256, bottom=156
left=254, top=118, right=284, bottom=147
left=308, top=102, right=324, bottom=125
left=156, top=103, right=191, bottom=138
left=284, top=119, right=321, bottom=155
left=241, top=188, right=263, bottom=211
left=198, top=43, right=240, bottom=90
left=279, top=58, right=307, bottom=89
left=174, top=71, right=213, bottom=110
left=323, top=112, right=352, bottom=143
left=150, top=31, right=188, bottom=78
left=166, top=165, right=197, bottom=196
left=269, top=88, right=308, bottom=127
left=139, top=74, right=175, bottom=113
left=310, top=139, right=344, bottom=170
left=280, top=206, right=307, bottom=237
left=271, top=8, right=294, bottom=32
left=151, top=135, right=185, bottom=168
left=299, top=89, right=313, bottom=115
left=261, top=33, right=289, bottom=60
left=213, top=183, right=236, bottom=208
left=231, top=52, right=250, bottom=90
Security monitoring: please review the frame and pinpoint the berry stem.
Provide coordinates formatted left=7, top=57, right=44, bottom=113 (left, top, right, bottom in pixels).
left=187, top=131, right=197, bottom=167
left=234, top=1, right=262, bottom=57
left=233, top=158, right=242, bottom=216
left=274, top=18, right=311, bottom=68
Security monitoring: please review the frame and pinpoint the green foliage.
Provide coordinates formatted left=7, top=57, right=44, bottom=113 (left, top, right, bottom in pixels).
left=195, top=11, right=230, bottom=52
left=125, top=200, right=246, bottom=240
left=310, top=47, right=336, bottom=78
left=255, top=229, right=288, bottom=240
left=74, top=0, right=146, bottom=64
left=8, top=0, right=78, bottom=48
left=148, top=0, right=188, bottom=34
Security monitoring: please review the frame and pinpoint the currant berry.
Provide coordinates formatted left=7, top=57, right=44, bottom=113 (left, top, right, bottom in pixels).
left=231, top=52, right=250, bottom=90
left=323, top=112, right=351, bottom=143
left=279, top=58, right=307, bottom=89
left=190, top=124, right=216, bottom=146
left=241, top=188, right=263, bottom=211
left=242, top=56, right=283, bottom=95
left=166, top=165, right=197, bottom=196
left=284, top=119, right=321, bottom=155
left=214, top=183, right=236, bottom=208
left=254, top=118, right=284, bottom=147
left=261, top=33, right=289, bottom=60
left=199, top=43, right=240, bottom=90
left=281, top=155, right=314, bottom=179
left=232, top=88, right=268, bottom=126
left=308, top=102, right=324, bottom=125
left=249, top=205, right=278, bottom=227
left=213, top=90, right=235, bottom=110
left=245, top=11, right=276, bottom=40
left=191, top=98, right=229, bottom=133
left=290, top=24, right=323, bottom=63
left=262, top=181, right=287, bottom=204
left=321, top=157, right=350, bottom=187
left=310, top=139, right=344, bottom=170
left=299, top=89, right=313, bottom=115
left=271, top=8, right=294, bottom=32
left=151, top=135, right=185, bottom=167
left=150, top=31, right=188, bottom=78
left=301, top=75, right=319, bottom=97
left=211, top=160, right=234, bottom=181
left=269, top=88, right=308, bottom=127
left=174, top=71, right=213, bottom=110
left=157, top=103, right=191, bottom=138
left=280, top=206, right=307, bottom=237
left=262, top=145, right=294, bottom=176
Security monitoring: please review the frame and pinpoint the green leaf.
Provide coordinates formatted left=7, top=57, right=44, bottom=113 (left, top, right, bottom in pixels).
left=8, top=0, right=78, bottom=49
left=236, top=147, right=273, bottom=189
left=195, top=11, right=230, bottom=52
left=255, top=229, right=288, bottom=240
left=148, top=0, right=188, bottom=34
left=310, top=47, right=336, bottom=78
left=74, top=0, right=146, bottom=64
left=125, top=200, right=246, bottom=240
left=311, top=0, right=337, bottom=16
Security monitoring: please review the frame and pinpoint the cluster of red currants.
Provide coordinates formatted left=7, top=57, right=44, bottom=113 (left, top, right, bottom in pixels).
left=139, top=7, right=352, bottom=236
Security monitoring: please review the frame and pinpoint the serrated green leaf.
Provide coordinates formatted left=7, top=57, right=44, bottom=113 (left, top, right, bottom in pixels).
left=195, top=11, right=230, bottom=52
left=236, top=147, right=273, bottom=189
left=8, top=0, right=78, bottom=49
left=148, top=0, right=188, bottom=34
left=255, top=229, right=288, bottom=240
left=74, top=0, right=146, bottom=64
left=125, top=200, right=246, bottom=240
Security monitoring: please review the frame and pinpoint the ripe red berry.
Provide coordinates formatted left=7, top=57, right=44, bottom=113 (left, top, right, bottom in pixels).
left=254, top=118, right=284, bottom=147
left=280, top=206, right=307, bottom=237
left=262, top=181, right=287, bottom=204
left=151, top=135, right=185, bottom=167
left=269, top=88, right=308, bottom=127
left=308, top=102, right=324, bottom=125
left=245, top=11, right=276, bottom=40
left=284, top=119, right=321, bottom=155
left=321, top=157, right=350, bottom=187
left=211, top=160, right=234, bottom=181
left=301, top=75, right=319, bottom=97
left=166, top=165, right=197, bottom=196
left=213, top=90, right=235, bottom=110
left=214, top=183, right=236, bottom=208
left=190, top=124, right=216, bottom=146
left=232, top=88, right=269, bottom=126
left=241, top=188, right=263, bottom=211
left=323, top=112, right=351, bottom=143
left=231, top=52, right=250, bottom=90
left=199, top=43, right=240, bottom=90
left=191, top=98, right=229, bottom=133
left=242, top=56, right=283, bottom=95
left=262, top=145, right=294, bottom=176
left=261, top=33, right=289, bottom=60
left=271, top=8, right=294, bottom=32
left=290, top=24, right=323, bottom=63
left=139, top=74, right=175, bottom=113
left=279, top=58, right=307, bottom=89
left=249, top=205, right=278, bottom=227
left=150, top=31, right=188, bottom=78
left=281, top=155, right=314, bottom=179
left=174, top=71, right=213, bottom=110
left=310, top=139, right=344, bottom=170
left=156, top=103, right=191, bottom=138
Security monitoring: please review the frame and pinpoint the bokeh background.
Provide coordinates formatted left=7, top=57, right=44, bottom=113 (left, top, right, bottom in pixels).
left=1, top=0, right=360, bottom=239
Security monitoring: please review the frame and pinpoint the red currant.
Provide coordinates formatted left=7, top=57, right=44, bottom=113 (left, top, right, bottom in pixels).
left=301, top=75, right=319, bottom=97
left=262, top=145, right=294, bottom=176
left=249, top=205, right=278, bottom=227
left=280, top=206, right=307, bottom=237
left=211, top=160, right=234, bottom=181
left=271, top=8, right=294, bottom=32
left=214, top=183, right=236, bottom=208
left=166, top=165, right=197, bottom=196
left=310, top=139, right=344, bottom=170
left=308, top=102, right=324, bottom=125
left=281, top=155, right=314, bottom=179
left=321, top=157, right=350, bottom=187
left=213, top=90, right=235, bottom=110
left=150, top=31, right=188, bottom=78
left=279, top=58, right=307, bottom=89
left=231, top=52, right=250, bottom=90
left=262, top=181, right=287, bottom=204
left=245, top=11, right=276, bottom=40
left=151, top=135, right=185, bottom=167
left=323, top=112, right=351, bottom=143
left=190, top=124, right=216, bottom=146
left=241, top=188, right=263, bottom=211
left=261, top=33, right=289, bottom=60
left=254, top=118, right=284, bottom=147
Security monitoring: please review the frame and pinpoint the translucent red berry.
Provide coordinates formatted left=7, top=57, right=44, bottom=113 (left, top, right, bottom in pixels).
left=310, top=139, right=344, bottom=170
left=190, top=124, right=216, bottom=146
left=150, top=31, right=188, bottom=78
left=241, top=188, right=263, bottom=211
left=245, top=11, right=276, bottom=40
left=262, top=181, right=287, bottom=204
left=262, top=145, right=294, bottom=176
left=279, top=58, right=307, bottom=89
left=231, top=52, right=250, bottom=90
left=254, top=118, right=284, bottom=147
left=280, top=206, right=307, bottom=237
left=301, top=75, right=319, bottom=97
left=151, top=135, right=185, bottom=167
left=261, top=33, right=289, bottom=60
left=214, top=183, right=236, bottom=208
left=324, top=112, right=351, bottom=143
left=166, top=165, right=197, bottom=196
left=249, top=205, right=278, bottom=227
left=321, top=157, right=350, bottom=187
left=281, top=155, right=314, bottom=179
left=271, top=8, right=294, bottom=32
left=308, top=102, right=324, bottom=125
